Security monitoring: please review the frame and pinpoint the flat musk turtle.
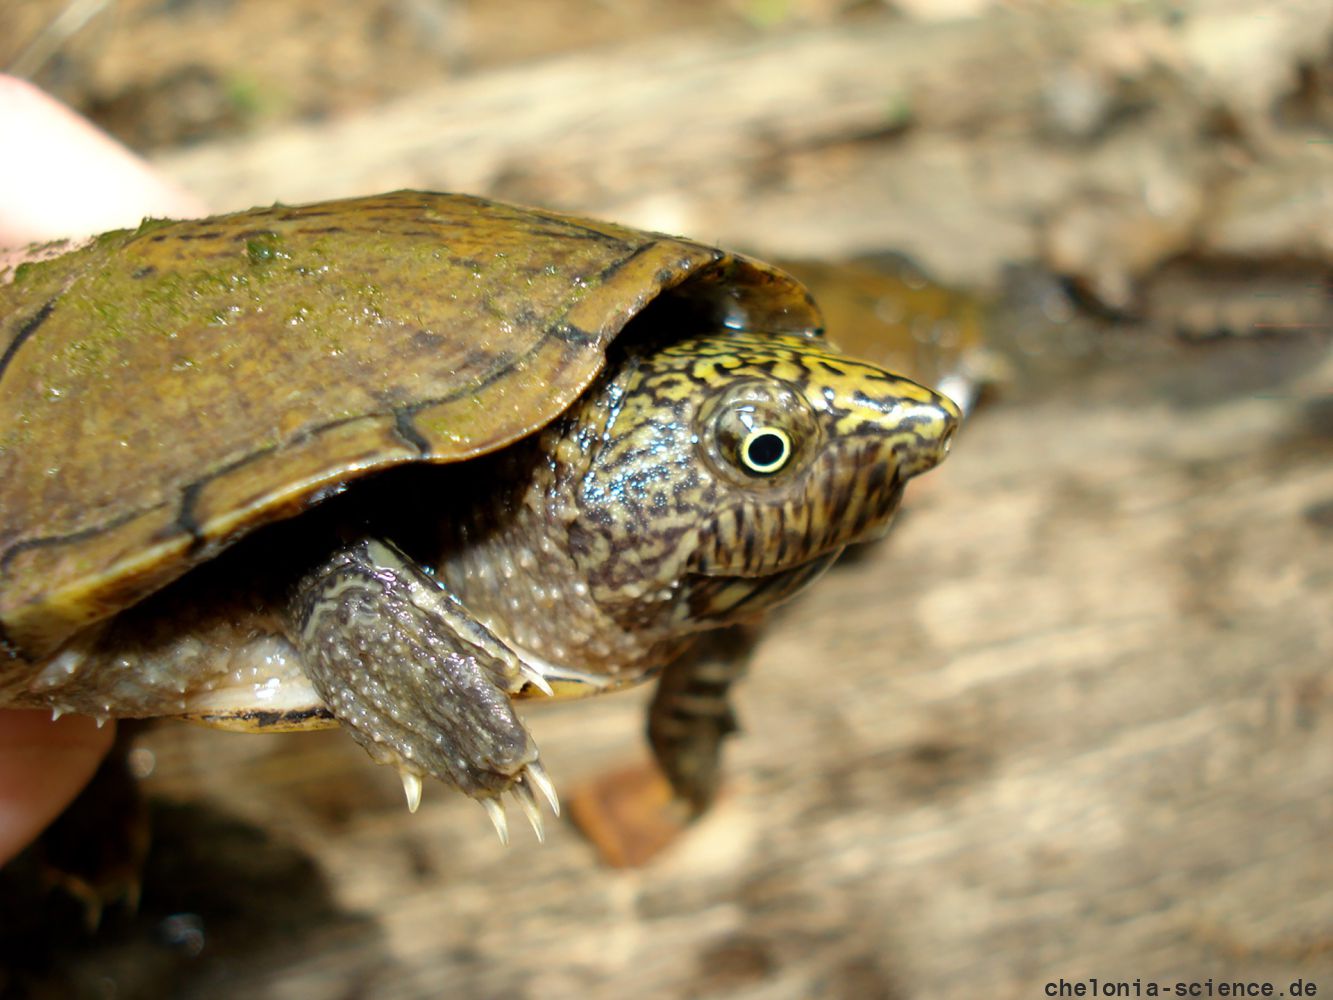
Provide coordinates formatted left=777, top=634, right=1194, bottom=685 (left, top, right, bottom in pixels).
left=0, top=191, right=959, bottom=841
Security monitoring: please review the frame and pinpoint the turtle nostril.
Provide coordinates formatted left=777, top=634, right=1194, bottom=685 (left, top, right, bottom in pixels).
left=939, top=423, right=957, bottom=459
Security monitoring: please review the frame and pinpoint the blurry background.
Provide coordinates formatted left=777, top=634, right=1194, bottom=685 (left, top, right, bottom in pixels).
left=1, top=1, right=1331, bottom=998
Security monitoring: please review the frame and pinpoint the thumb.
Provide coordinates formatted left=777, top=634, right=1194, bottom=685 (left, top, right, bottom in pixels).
left=0, top=709, right=115, bottom=866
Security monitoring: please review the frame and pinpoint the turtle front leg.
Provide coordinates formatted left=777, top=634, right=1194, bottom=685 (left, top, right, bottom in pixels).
left=647, top=625, right=758, bottom=816
left=290, top=538, right=558, bottom=842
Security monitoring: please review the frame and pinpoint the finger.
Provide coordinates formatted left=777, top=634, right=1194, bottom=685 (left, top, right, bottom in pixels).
left=0, top=73, right=204, bottom=248
left=0, top=78, right=193, bottom=866
left=0, top=709, right=115, bottom=866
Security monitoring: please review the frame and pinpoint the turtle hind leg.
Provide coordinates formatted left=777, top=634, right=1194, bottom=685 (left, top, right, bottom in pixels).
left=647, top=625, right=758, bottom=816
left=566, top=627, right=756, bottom=866
left=290, top=537, right=555, bottom=840
left=32, top=721, right=151, bottom=930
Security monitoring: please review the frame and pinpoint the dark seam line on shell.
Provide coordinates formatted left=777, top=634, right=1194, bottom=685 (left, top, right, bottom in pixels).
left=429, top=191, right=487, bottom=209
left=520, top=228, right=627, bottom=244
left=176, top=481, right=207, bottom=554
left=404, top=322, right=584, bottom=415
left=519, top=208, right=639, bottom=246
left=392, top=409, right=432, bottom=456
left=2, top=278, right=628, bottom=570
left=35, top=409, right=380, bottom=565
left=0, top=297, right=57, bottom=386
left=0, top=504, right=158, bottom=571
left=530, top=210, right=660, bottom=248
left=169, top=231, right=225, bottom=241
left=551, top=323, right=597, bottom=346
left=178, top=442, right=281, bottom=508
left=411, top=192, right=625, bottom=244
left=229, top=228, right=282, bottom=241
left=593, top=240, right=660, bottom=285
left=164, top=409, right=407, bottom=538
left=394, top=245, right=689, bottom=416
left=399, top=361, right=517, bottom=415
left=3, top=434, right=285, bottom=572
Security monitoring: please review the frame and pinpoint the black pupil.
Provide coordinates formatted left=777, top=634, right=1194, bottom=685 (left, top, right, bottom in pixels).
left=747, top=432, right=786, bottom=469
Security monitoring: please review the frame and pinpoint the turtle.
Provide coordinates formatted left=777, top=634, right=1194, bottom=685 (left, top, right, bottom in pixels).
left=0, top=190, right=959, bottom=842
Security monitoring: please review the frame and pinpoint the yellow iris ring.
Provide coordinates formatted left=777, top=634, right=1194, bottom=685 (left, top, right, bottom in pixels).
left=739, top=427, right=792, bottom=474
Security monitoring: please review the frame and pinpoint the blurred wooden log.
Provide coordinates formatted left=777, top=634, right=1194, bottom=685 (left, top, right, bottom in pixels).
left=7, top=4, right=1333, bottom=995
left=153, top=1, right=1333, bottom=292
left=10, top=323, right=1330, bottom=999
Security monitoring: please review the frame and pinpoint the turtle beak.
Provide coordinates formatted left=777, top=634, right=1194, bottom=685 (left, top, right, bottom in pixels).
left=892, top=387, right=961, bottom=480
left=825, top=376, right=961, bottom=548
left=830, top=372, right=961, bottom=478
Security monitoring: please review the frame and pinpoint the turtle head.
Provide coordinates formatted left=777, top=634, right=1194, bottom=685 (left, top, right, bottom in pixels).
left=569, top=329, right=960, bottom=632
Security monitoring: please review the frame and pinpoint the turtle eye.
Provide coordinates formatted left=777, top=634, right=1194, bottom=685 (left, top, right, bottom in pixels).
left=700, top=379, right=816, bottom=486
left=739, top=427, right=792, bottom=475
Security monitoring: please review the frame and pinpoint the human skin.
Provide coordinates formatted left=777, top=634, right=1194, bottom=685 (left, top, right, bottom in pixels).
left=0, top=73, right=204, bottom=865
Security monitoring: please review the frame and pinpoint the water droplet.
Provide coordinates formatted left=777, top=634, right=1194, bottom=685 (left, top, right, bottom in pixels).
left=159, top=913, right=207, bottom=957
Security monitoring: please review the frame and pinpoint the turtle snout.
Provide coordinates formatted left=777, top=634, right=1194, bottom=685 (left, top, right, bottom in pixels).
left=893, top=389, right=962, bottom=481
left=935, top=397, right=961, bottom=461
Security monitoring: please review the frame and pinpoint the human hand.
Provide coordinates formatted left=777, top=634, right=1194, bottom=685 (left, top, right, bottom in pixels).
left=0, top=73, right=204, bottom=866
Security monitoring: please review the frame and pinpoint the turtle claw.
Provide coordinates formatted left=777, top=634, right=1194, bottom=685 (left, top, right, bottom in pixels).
left=524, top=760, right=560, bottom=817
left=482, top=797, right=510, bottom=845
left=477, top=763, right=560, bottom=846
left=399, top=769, right=424, bottom=813
left=512, top=779, right=545, bottom=843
